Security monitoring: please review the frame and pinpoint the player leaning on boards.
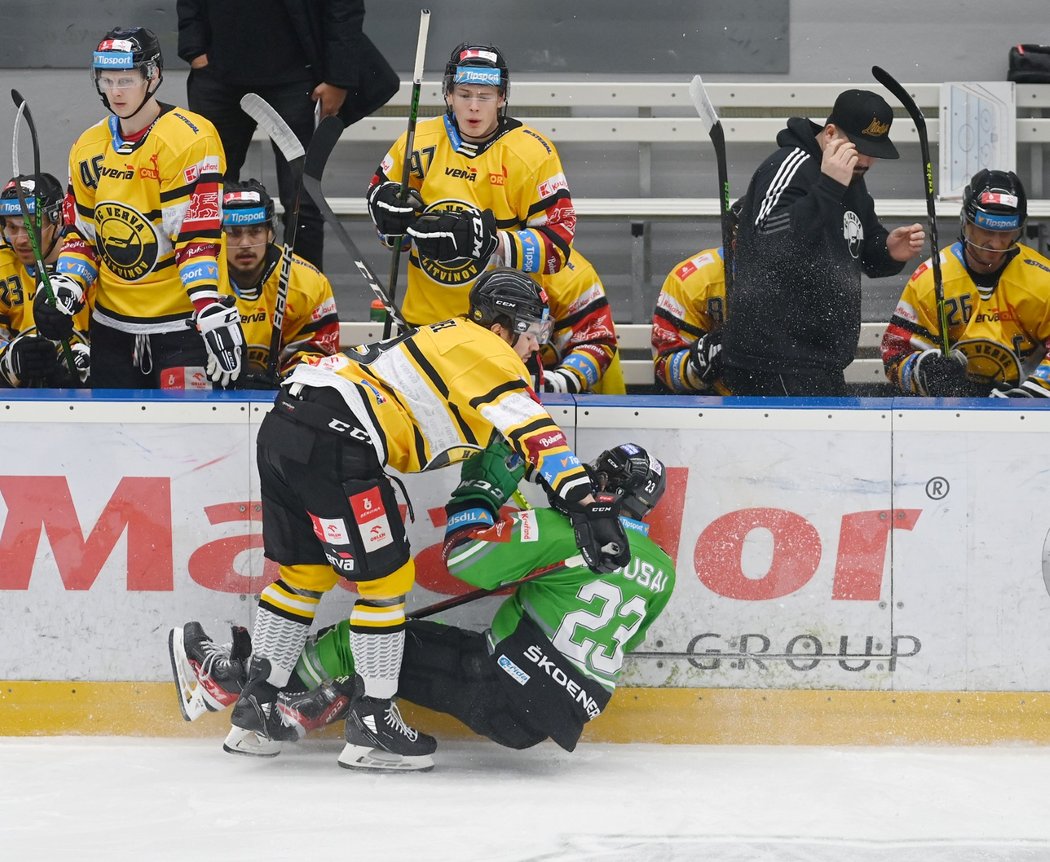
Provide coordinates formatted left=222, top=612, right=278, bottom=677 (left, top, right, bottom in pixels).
left=222, top=269, right=631, bottom=771
left=170, top=440, right=674, bottom=757
left=650, top=199, right=744, bottom=395
left=0, top=174, right=91, bottom=387
left=32, top=27, right=244, bottom=390
left=719, top=89, right=926, bottom=396
left=882, top=170, right=1050, bottom=398
left=366, top=42, right=576, bottom=328
left=219, top=180, right=339, bottom=388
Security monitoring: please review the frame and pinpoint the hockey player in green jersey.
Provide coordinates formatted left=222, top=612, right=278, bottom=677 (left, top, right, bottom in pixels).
left=170, top=440, right=675, bottom=756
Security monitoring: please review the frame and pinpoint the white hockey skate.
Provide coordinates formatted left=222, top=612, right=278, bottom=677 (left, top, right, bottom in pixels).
left=168, top=622, right=248, bottom=721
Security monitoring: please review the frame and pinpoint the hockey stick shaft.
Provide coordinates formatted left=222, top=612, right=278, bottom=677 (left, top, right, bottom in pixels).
left=10, top=91, right=77, bottom=376
left=409, top=553, right=584, bottom=619
left=689, top=75, right=733, bottom=293
left=303, top=115, right=408, bottom=330
left=384, top=8, right=431, bottom=339
left=871, top=66, right=950, bottom=356
left=239, top=93, right=307, bottom=382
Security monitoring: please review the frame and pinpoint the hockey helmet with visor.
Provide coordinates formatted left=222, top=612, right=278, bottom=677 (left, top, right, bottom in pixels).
left=589, top=443, right=666, bottom=521
left=468, top=268, right=552, bottom=345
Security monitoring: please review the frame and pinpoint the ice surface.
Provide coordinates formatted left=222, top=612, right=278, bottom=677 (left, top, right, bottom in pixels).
left=2, top=737, right=1049, bottom=861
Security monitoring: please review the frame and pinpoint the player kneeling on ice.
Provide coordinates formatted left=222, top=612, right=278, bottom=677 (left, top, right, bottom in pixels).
left=177, top=268, right=630, bottom=771
left=170, top=439, right=674, bottom=757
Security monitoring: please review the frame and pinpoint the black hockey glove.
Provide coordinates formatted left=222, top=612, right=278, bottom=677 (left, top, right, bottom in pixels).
left=569, top=492, right=631, bottom=574
left=33, top=273, right=85, bottom=341
left=407, top=208, right=498, bottom=262
left=192, top=296, right=245, bottom=387
left=0, top=332, right=58, bottom=386
left=686, top=329, right=723, bottom=387
left=913, top=348, right=969, bottom=397
left=367, top=181, right=425, bottom=236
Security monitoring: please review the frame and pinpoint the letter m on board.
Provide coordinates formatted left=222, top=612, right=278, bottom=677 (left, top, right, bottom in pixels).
left=0, top=476, right=173, bottom=590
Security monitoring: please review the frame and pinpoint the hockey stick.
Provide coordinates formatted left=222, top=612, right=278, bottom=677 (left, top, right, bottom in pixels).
left=302, top=115, right=408, bottom=329
left=10, top=91, right=78, bottom=376
left=239, top=93, right=307, bottom=383
left=384, top=8, right=431, bottom=339
left=688, top=75, right=733, bottom=293
left=871, top=66, right=950, bottom=356
left=409, top=553, right=584, bottom=619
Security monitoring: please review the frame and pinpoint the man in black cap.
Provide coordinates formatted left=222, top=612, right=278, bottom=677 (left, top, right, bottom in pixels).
left=720, top=89, right=927, bottom=396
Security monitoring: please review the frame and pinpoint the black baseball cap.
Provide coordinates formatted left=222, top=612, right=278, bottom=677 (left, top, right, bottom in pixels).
left=826, top=89, right=899, bottom=159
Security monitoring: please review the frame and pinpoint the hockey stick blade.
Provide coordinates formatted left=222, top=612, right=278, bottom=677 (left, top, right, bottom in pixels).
left=239, top=93, right=306, bottom=164
left=871, top=65, right=949, bottom=355
left=302, top=116, right=407, bottom=329
left=688, top=75, right=720, bottom=135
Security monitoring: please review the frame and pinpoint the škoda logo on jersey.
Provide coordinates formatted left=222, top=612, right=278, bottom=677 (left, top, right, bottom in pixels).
left=417, top=199, right=486, bottom=287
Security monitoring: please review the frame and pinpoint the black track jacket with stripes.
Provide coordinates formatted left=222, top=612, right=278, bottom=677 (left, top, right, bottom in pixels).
left=722, top=117, right=905, bottom=375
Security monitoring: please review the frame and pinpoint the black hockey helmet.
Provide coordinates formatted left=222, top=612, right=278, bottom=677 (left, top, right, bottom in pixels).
left=93, top=27, right=163, bottom=111
left=0, top=173, right=64, bottom=228
left=443, top=43, right=510, bottom=119
left=468, top=269, right=552, bottom=343
left=961, top=169, right=1027, bottom=234
left=223, top=179, right=276, bottom=232
left=590, top=443, right=666, bottom=521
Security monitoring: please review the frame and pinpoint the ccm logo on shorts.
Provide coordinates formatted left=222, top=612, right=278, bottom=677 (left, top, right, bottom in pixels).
left=349, top=487, right=394, bottom=550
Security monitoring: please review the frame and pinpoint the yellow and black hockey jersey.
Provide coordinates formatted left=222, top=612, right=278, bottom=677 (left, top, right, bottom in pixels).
left=222, top=247, right=340, bottom=376
left=539, top=250, right=623, bottom=394
left=883, top=242, right=1050, bottom=394
left=284, top=317, right=590, bottom=502
left=58, top=105, right=226, bottom=333
left=369, top=114, right=576, bottom=325
left=651, top=246, right=728, bottom=393
left=0, top=247, right=93, bottom=340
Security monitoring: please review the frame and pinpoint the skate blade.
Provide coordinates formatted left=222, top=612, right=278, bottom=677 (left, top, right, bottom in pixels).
left=337, top=743, right=434, bottom=773
left=168, top=627, right=211, bottom=722
left=222, top=726, right=282, bottom=758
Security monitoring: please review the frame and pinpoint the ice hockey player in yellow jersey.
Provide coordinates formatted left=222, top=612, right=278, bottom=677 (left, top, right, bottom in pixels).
left=538, top=250, right=624, bottom=394
left=34, top=27, right=242, bottom=390
left=0, top=174, right=90, bottom=387
left=225, top=269, right=631, bottom=771
left=882, top=169, right=1050, bottom=398
left=219, top=180, right=338, bottom=388
left=366, top=43, right=576, bottom=326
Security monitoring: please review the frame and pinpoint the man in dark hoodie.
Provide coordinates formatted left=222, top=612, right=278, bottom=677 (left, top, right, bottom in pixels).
left=720, top=89, right=926, bottom=396
left=177, top=0, right=398, bottom=269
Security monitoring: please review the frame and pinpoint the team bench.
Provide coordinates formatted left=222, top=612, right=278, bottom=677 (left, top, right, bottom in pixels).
left=264, top=80, right=1050, bottom=224
left=337, top=320, right=889, bottom=391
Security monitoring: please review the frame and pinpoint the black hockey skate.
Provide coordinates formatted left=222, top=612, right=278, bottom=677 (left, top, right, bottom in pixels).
left=275, top=676, right=356, bottom=740
left=338, top=676, right=437, bottom=772
left=168, top=622, right=250, bottom=721
left=223, top=656, right=297, bottom=757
